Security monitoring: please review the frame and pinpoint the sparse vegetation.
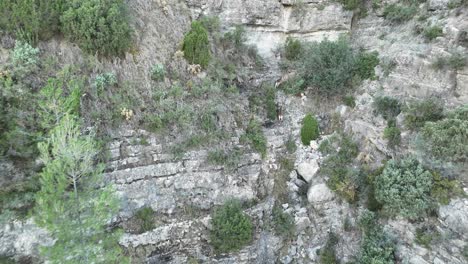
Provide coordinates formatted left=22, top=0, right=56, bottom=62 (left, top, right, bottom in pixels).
left=383, top=4, right=417, bottom=23
left=423, top=25, right=443, bottom=41
left=320, top=133, right=360, bottom=202
left=272, top=205, right=295, bottom=238
left=151, top=64, right=166, bottom=82
left=319, top=232, right=339, bottom=264
left=415, top=225, right=439, bottom=248
left=135, top=207, right=156, bottom=233
left=301, top=114, right=320, bottom=145
left=210, top=200, right=253, bottom=253
left=383, top=120, right=401, bottom=149
left=242, top=119, right=267, bottom=158
left=343, top=95, right=356, bottom=108
left=284, top=37, right=302, bottom=60
left=355, top=51, right=380, bottom=80
left=373, top=96, right=401, bottom=121
left=432, top=52, right=467, bottom=71
left=404, top=98, right=445, bottom=130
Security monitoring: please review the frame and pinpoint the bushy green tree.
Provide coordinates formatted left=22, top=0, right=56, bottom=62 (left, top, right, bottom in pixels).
left=298, top=37, right=356, bottom=95
left=301, top=114, right=319, bottom=145
left=419, top=105, right=468, bottom=163
left=374, top=157, right=433, bottom=219
left=60, top=0, right=132, bottom=57
left=183, top=21, right=211, bottom=68
left=0, top=0, right=65, bottom=43
left=35, top=115, right=126, bottom=263
left=210, top=200, right=253, bottom=253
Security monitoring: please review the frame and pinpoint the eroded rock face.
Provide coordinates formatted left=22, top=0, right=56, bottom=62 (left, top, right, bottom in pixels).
left=439, top=199, right=468, bottom=236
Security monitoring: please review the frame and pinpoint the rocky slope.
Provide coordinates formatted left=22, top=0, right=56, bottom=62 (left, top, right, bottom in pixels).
left=1, top=0, right=467, bottom=263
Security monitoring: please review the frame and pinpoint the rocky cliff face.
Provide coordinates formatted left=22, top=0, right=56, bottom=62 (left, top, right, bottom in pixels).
left=1, top=0, right=467, bottom=263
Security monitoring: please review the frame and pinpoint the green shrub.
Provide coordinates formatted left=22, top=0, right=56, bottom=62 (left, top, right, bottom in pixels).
left=355, top=51, right=380, bottom=80
left=404, top=98, right=445, bottom=130
left=431, top=172, right=464, bottom=205
left=210, top=200, right=253, bottom=253
left=301, top=114, right=319, bottom=145
left=423, top=25, right=443, bottom=41
left=264, top=85, right=277, bottom=121
left=284, top=37, right=302, bottom=60
left=383, top=122, right=401, bottom=149
left=151, top=64, right=165, bottom=82
left=343, top=95, right=356, bottom=108
left=223, top=25, right=247, bottom=50
left=356, top=210, right=396, bottom=264
left=419, top=105, right=468, bottom=163
left=374, top=157, right=433, bottom=219
left=135, top=207, right=155, bottom=233
left=373, top=96, right=401, bottom=121
left=207, top=148, right=243, bottom=170
left=183, top=21, right=211, bottom=68
left=0, top=0, right=65, bottom=43
left=320, top=134, right=360, bottom=202
left=319, top=232, right=339, bottom=264
left=272, top=205, right=295, bottom=238
left=383, top=4, right=417, bottom=23
left=297, top=37, right=356, bottom=95
left=242, top=119, right=267, bottom=158
left=199, top=16, right=221, bottom=33
left=12, top=41, right=40, bottom=76
left=60, top=0, right=132, bottom=57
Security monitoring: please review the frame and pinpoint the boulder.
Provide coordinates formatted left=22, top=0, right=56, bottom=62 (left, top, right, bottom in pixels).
left=307, top=183, right=335, bottom=203
left=297, top=160, right=320, bottom=183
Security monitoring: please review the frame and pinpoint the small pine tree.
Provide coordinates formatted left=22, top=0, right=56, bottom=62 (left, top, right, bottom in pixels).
left=301, top=114, right=319, bottom=145
left=35, top=115, right=126, bottom=263
left=183, top=21, right=211, bottom=68
left=210, top=200, right=253, bottom=253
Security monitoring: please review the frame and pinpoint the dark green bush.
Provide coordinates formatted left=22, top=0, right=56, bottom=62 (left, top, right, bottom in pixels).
left=373, top=96, right=401, bottom=121
left=301, top=114, right=319, bottom=145
left=210, top=200, right=253, bottom=253
left=135, top=207, right=155, bottom=233
left=374, top=157, right=433, bottom=219
left=0, top=0, right=65, bottom=43
left=419, top=105, right=468, bottom=163
left=355, top=51, right=380, bottom=80
left=423, top=25, right=443, bottom=41
left=284, top=37, right=302, bottom=60
left=298, top=37, right=356, bottom=96
left=404, top=99, right=445, bottom=130
left=60, top=0, right=132, bottom=57
left=183, top=21, right=211, bottom=68
left=383, top=4, right=417, bottom=23
left=264, top=85, right=277, bottom=121
left=415, top=225, right=439, bottom=248
left=340, top=0, right=361, bottom=10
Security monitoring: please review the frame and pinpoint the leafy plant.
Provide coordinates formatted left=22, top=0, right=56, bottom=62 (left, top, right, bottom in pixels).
left=301, top=114, right=319, bottom=145
left=94, top=73, right=117, bottom=92
left=374, top=157, right=433, bottom=219
left=183, top=21, right=211, bottom=68
left=60, top=0, right=132, bottom=56
left=343, top=95, right=356, bottom=108
left=210, top=200, right=253, bottom=253
left=431, top=171, right=464, bottom=205
left=319, top=232, right=339, bottom=264
left=415, top=225, right=439, bottom=248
